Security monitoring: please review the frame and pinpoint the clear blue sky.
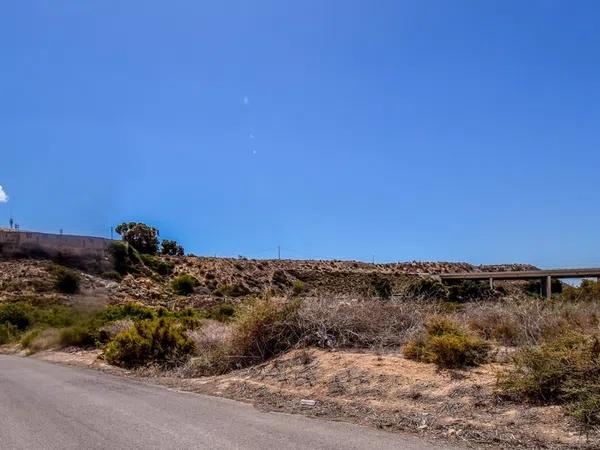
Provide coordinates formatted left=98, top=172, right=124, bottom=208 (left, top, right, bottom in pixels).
left=1, top=1, right=599, bottom=267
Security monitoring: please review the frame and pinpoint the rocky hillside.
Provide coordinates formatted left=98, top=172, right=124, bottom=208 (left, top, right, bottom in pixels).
left=0, top=255, right=536, bottom=309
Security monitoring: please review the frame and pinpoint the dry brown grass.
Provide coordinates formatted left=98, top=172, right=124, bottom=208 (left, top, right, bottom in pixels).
left=292, top=296, right=439, bottom=349
left=457, top=299, right=600, bottom=346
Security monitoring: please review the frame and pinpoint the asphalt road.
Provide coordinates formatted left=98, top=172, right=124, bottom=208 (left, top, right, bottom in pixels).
left=0, top=355, right=455, bottom=450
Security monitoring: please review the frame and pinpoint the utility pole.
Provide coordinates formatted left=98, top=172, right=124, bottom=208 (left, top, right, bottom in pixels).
left=110, top=227, right=114, bottom=240
left=278, top=245, right=281, bottom=260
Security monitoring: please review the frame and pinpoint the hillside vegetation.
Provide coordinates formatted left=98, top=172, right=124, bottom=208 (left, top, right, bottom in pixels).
left=1, top=223, right=598, bottom=448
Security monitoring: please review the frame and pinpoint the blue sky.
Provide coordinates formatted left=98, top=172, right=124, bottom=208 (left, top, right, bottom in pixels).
left=1, top=1, right=599, bottom=267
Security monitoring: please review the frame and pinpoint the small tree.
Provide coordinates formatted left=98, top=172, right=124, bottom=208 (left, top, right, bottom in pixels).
left=114, top=222, right=159, bottom=255
left=161, top=239, right=184, bottom=256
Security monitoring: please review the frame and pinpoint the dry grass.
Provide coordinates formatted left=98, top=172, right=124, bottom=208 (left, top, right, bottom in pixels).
left=292, top=296, right=438, bottom=349
left=458, top=299, right=600, bottom=346
left=27, top=328, right=61, bottom=352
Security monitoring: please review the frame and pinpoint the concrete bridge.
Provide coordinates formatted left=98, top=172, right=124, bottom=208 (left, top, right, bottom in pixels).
left=439, top=268, right=600, bottom=300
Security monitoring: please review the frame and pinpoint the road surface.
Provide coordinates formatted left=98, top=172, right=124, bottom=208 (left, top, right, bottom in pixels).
left=0, top=355, right=455, bottom=450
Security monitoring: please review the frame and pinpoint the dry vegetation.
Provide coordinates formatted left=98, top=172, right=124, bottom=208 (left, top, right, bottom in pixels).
left=1, top=255, right=600, bottom=448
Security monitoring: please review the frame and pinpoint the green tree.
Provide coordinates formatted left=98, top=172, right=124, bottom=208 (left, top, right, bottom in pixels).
left=161, top=239, right=184, bottom=256
left=114, top=222, right=159, bottom=255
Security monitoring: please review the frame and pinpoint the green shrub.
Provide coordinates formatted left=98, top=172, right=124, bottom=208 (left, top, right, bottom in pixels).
left=104, top=318, right=194, bottom=368
left=407, top=278, right=448, bottom=300
left=140, top=254, right=174, bottom=276
left=0, top=323, right=18, bottom=345
left=448, top=280, right=495, bottom=302
left=498, top=332, right=600, bottom=428
left=499, top=333, right=599, bottom=394
left=59, top=324, right=100, bottom=348
left=20, top=328, right=43, bottom=348
left=292, top=280, right=305, bottom=296
left=54, top=267, right=80, bottom=294
left=167, top=308, right=205, bottom=330
left=32, top=305, right=80, bottom=328
left=0, top=302, right=33, bottom=330
left=100, top=303, right=156, bottom=322
left=404, top=316, right=491, bottom=368
left=171, top=274, right=199, bottom=296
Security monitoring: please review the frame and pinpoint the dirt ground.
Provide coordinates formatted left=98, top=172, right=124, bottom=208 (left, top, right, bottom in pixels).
left=7, top=346, right=596, bottom=450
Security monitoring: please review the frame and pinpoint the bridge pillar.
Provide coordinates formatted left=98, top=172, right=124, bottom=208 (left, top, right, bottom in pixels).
left=542, top=275, right=552, bottom=300
left=489, top=277, right=494, bottom=289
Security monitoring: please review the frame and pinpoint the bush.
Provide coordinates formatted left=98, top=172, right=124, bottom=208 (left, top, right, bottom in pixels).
left=171, top=274, right=199, bottom=295
left=562, top=279, right=600, bottom=302
left=372, top=277, right=393, bottom=299
left=404, top=316, right=491, bottom=368
left=208, top=303, right=236, bottom=322
left=294, top=297, right=433, bottom=348
left=214, top=283, right=250, bottom=298
left=0, top=323, right=18, bottom=345
left=54, top=267, right=81, bottom=294
left=229, top=298, right=301, bottom=365
left=467, top=308, right=522, bottom=346
left=59, top=324, right=100, bottom=348
left=104, top=318, right=194, bottom=368
left=25, top=328, right=60, bottom=352
left=407, top=278, right=448, bottom=300
left=0, top=302, right=33, bottom=330
left=292, top=280, right=305, bottom=296
left=20, top=328, right=43, bottom=348
left=101, top=303, right=156, bottom=322
left=448, top=280, right=495, bottom=302
left=499, top=333, right=599, bottom=393
left=182, top=321, right=233, bottom=376
left=498, top=332, right=600, bottom=428
left=140, top=254, right=174, bottom=276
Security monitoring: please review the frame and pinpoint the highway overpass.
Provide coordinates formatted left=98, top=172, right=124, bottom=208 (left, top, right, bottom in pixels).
left=439, top=268, right=600, bottom=300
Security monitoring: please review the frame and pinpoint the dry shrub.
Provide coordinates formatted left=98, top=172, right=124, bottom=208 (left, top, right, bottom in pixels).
left=229, top=298, right=301, bottom=364
left=181, top=321, right=233, bottom=376
left=460, top=299, right=600, bottom=347
left=27, top=328, right=60, bottom=352
left=498, top=332, right=600, bottom=428
left=562, top=279, right=600, bottom=302
left=404, top=316, right=491, bottom=368
left=187, top=320, right=232, bottom=351
left=99, top=319, right=134, bottom=341
left=293, top=296, right=435, bottom=348
left=181, top=299, right=299, bottom=375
